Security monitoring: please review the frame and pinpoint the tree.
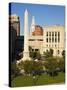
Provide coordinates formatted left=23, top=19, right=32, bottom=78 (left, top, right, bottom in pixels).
left=35, top=51, right=41, bottom=60
left=58, top=58, right=65, bottom=72
left=44, top=57, right=58, bottom=77
left=11, top=63, right=20, bottom=80
left=50, top=49, right=53, bottom=57
left=23, top=60, right=33, bottom=74
left=17, top=60, right=43, bottom=75
left=32, top=61, right=43, bottom=73
left=43, top=49, right=53, bottom=59
left=62, top=50, right=65, bottom=59
left=17, top=61, right=24, bottom=69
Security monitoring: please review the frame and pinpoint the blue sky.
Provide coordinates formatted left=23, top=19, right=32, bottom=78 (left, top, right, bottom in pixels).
left=9, top=3, right=65, bottom=35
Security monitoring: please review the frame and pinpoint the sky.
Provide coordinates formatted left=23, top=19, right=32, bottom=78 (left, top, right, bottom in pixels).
left=9, top=3, right=65, bottom=35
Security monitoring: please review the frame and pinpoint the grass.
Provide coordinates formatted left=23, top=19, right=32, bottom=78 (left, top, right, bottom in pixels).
left=11, top=72, right=65, bottom=87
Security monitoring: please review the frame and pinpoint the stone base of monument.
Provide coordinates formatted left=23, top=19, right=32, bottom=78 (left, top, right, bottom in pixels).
left=22, top=51, right=31, bottom=61
left=21, top=57, right=31, bottom=61
left=16, top=51, right=31, bottom=64
left=16, top=57, right=31, bottom=65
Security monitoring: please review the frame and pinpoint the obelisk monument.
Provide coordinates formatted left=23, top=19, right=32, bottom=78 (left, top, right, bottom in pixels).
left=22, top=9, right=30, bottom=61
left=32, top=16, right=35, bottom=32
left=30, top=16, right=35, bottom=35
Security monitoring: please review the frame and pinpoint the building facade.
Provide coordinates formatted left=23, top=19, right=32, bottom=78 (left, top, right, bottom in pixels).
left=29, top=25, right=65, bottom=57
left=9, top=14, right=20, bottom=36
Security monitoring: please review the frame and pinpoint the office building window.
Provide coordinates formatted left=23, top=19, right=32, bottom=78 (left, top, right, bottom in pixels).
left=55, top=38, right=57, bottom=42
left=52, top=38, right=54, bottom=42
left=57, top=50, right=60, bottom=54
left=58, top=32, right=60, bottom=42
left=58, top=32, right=60, bottom=37
left=49, top=32, right=51, bottom=36
left=46, top=32, right=48, bottom=36
left=49, top=38, right=51, bottom=42
left=35, top=49, right=39, bottom=51
left=29, top=39, right=35, bottom=41
left=46, top=38, right=48, bottom=42
left=52, top=32, right=54, bottom=36
left=55, top=32, right=57, bottom=36
left=32, top=49, right=34, bottom=51
left=58, top=38, right=60, bottom=42
left=38, top=39, right=43, bottom=41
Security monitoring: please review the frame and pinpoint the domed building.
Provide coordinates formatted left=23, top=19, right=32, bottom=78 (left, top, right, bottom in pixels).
left=28, top=16, right=65, bottom=57
left=32, top=25, right=43, bottom=36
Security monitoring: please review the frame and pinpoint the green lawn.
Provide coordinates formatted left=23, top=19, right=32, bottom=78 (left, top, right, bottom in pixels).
left=11, top=72, right=65, bottom=87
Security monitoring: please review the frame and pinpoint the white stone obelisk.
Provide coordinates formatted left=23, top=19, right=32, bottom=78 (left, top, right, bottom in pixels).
left=22, top=9, right=30, bottom=61
left=30, top=16, right=35, bottom=35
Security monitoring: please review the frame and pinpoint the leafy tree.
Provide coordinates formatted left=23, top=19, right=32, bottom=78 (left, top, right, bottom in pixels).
left=62, top=50, right=65, bottom=59
left=43, top=51, right=50, bottom=59
left=43, top=49, right=53, bottom=59
left=17, top=60, right=43, bottom=75
left=50, top=49, right=53, bottom=57
left=32, top=61, right=43, bottom=72
left=35, top=51, right=41, bottom=60
left=17, top=61, right=24, bottom=69
left=11, top=63, right=20, bottom=80
left=23, top=60, right=33, bottom=74
left=58, top=58, right=65, bottom=72
left=44, top=57, right=58, bottom=77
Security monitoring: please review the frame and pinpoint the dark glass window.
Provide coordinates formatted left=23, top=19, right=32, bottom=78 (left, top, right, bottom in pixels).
left=58, top=38, right=60, bottom=42
left=49, top=38, right=51, bottom=42
left=46, top=38, right=48, bottom=42
left=29, top=39, right=35, bottom=41
left=52, top=32, right=54, bottom=36
left=55, top=32, right=57, bottom=36
left=35, top=49, right=39, bottom=51
left=46, top=32, right=48, bottom=36
left=32, top=49, right=34, bottom=51
left=58, top=50, right=60, bottom=54
left=55, top=38, right=57, bottom=42
left=49, top=32, right=51, bottom=36
left=52, top=38, right=54, bottom=42
left=38, top=39, right=43, bottom=41
left=58, top=32, right=60, bottom=37
left=58, top=32, right=60, bottom=42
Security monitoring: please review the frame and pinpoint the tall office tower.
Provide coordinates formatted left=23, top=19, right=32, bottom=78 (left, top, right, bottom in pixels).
left=9, top=14, right=20, bottom=36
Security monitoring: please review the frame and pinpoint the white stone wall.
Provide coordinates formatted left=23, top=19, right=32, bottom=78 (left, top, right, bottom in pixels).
left=43, top=25, right=65, bottom=57
left=29, top=25, right=65, bottom=57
